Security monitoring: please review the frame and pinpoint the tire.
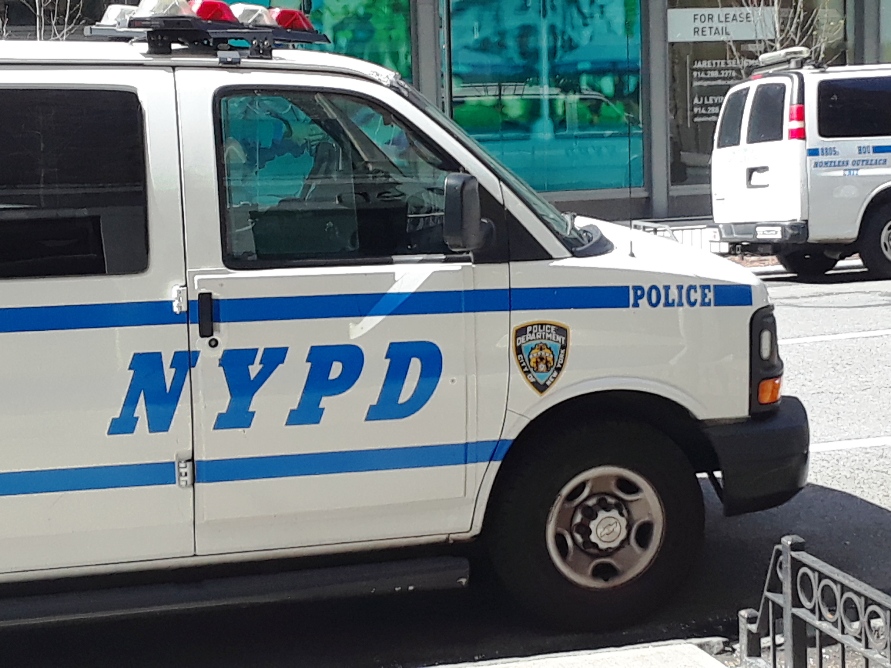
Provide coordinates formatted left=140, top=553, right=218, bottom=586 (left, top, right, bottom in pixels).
left=859, top=204, right=891, bottom=279
left=484, top=420, right=704, bottom=630
left=776, top=249, right=838, bottom=277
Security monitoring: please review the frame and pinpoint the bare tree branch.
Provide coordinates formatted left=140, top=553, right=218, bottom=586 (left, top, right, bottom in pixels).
left=14, top=0, right=83, bottom=40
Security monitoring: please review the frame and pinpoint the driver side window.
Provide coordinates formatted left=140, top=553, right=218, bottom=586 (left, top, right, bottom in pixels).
left=217, top=89, right=458, bottom=267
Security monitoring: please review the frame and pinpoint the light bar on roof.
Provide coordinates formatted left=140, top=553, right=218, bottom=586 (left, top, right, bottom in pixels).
left=757, top=47, right=811, bottom=67
left=85, top=0, right=329, bottom=55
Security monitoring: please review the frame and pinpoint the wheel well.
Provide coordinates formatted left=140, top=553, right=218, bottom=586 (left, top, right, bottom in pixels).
left=858, top=188, right=891, bottom=243
left=492, top=391, right=717, bottom=495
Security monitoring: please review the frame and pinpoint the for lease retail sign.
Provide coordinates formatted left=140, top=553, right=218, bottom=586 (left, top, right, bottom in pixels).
left=667, top=7, right=777, bottom=43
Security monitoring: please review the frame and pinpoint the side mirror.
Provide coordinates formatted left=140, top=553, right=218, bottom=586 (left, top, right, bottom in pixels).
left=443, top=173, right=491, bottom=253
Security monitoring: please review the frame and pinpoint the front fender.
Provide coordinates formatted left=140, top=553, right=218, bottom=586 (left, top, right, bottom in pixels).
left=505, top=376, right=707, bottom=439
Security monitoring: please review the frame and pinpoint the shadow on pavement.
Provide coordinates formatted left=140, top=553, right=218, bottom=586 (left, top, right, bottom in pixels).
left=763, top=268, right=871, bottom=285
left=1, top=484, right=889, bottom=668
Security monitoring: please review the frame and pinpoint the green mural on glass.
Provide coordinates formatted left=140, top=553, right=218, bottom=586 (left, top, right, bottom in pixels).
left=268, top=0, right=412, bottom=80
left=450, top=0, right=643, bottom=191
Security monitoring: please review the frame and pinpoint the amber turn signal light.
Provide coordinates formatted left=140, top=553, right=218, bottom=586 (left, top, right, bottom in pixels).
left=758, top=377, right=782, bottom=405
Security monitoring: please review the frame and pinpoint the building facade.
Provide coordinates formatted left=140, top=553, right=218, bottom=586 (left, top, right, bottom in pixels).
left=6, top=0, right=891, bottom=221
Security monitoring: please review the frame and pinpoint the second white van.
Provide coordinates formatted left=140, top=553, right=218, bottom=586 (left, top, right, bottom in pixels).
left=712, top=48, right=891, bottom=278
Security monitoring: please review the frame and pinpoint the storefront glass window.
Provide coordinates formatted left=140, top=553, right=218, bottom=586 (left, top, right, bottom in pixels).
left=882, top=2, right=891, bottom=63
left=271, top=0, right=413, bottom=81
left=448, top=0, right=643, bottom=192
left=667, top=0, right=845, bottom=186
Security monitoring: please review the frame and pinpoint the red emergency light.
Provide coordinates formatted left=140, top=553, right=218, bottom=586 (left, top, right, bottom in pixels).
left=189, top=0, right=238, bottom=23
left=268, top=8, right=313, bottom=31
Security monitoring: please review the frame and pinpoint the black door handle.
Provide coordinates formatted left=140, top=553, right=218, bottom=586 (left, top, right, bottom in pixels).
left=198, top=292, right=215, bottom=338
left=746, top=166, right=769, bottom=188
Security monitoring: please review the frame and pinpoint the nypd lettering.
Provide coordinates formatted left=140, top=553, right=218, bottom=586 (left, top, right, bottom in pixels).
left=631, top=284, right=713, bottom=308
left=514, top=322, right=568, bottom=394
left=108, top=341, right=442, bottom=435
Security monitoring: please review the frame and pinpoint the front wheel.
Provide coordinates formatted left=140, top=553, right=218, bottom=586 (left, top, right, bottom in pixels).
left=777, top=249, right=838, bottom=277
left=859, top=204, right=891, bottom=279
left=484, top=421, right=704, bottom=630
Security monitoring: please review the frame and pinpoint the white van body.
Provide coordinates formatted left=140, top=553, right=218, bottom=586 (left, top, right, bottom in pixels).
left=712, top=57, right=891, bottom=278
left=0, top=37, right=808, bottom=630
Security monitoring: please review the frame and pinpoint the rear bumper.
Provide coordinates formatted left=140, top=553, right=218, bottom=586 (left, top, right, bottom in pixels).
left=717, top=221, right=808, bottom=244
left=704, top=396, right=810, bottom=517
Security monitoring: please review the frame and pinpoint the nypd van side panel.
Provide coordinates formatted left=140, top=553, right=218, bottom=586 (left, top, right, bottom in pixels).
left=461, top=222, right=767, bottom=537
left=175, top=69, right=512, bottom=553
left=504, top=226, right=762, bottom=424
left=0, top=67, right=195, bottom=574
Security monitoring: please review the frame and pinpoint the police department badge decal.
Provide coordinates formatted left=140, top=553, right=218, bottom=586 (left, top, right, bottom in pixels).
left=514, top=322, right=569, bottom=394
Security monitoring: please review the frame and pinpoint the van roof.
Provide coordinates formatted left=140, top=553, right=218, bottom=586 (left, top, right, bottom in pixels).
left=761, top=62, right=891, bottom=78
left=0, top=39, right=398, bottom=84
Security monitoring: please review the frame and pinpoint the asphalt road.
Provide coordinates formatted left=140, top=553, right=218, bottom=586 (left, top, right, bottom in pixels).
left=3, top=262, right=891, bottom=668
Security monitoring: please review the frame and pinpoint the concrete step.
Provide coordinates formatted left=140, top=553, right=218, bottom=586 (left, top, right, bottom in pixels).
left=439, top=643, right=727, bottom=668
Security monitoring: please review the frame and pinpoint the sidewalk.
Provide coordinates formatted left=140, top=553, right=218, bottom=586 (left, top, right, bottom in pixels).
left=438, top=641, right=727, bottom=668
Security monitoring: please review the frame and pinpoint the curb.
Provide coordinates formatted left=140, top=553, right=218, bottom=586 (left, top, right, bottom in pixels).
left=433, top=639, right=732, bottom=667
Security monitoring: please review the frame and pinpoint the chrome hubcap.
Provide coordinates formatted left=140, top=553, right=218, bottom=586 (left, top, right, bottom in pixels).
left=881, top=221, right=891, bottom=262
left=546, top=466, right=665, bottom=590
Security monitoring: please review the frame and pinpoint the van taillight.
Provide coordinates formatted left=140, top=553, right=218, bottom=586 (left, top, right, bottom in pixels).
left=788, top=104, right=805, bottom=140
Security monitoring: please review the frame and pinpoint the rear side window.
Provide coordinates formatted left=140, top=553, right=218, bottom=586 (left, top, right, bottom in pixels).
left=0, top=89, right=148, bottom=279
left=717, top=88, right=750, bottom=148
left=818, top=77, right=891, bottom=138
left=746, top=83, right=787, bottom=144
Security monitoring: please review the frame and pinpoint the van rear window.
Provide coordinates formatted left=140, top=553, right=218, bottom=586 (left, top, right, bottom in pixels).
left=818, top=77, right=891, bottom=138
left=746, top=83, right=786, bottom=144
left=717, top=88, right=749, bottom=148
left=0, top=89, right=148, bottom=278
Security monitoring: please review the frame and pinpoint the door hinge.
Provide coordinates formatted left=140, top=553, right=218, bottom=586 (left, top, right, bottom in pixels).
left=177, top=459, right=194, bottom=488
left=171, top=285, right=188, bottom=315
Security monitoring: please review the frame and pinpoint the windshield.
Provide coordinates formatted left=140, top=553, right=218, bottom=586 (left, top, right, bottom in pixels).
left=395, top=81, right=588, bottom=251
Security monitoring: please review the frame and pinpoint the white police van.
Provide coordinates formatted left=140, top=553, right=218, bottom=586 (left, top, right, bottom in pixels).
left=713, top=47, right=891, bottom=278
left=0, top=0, right=809, bottom=631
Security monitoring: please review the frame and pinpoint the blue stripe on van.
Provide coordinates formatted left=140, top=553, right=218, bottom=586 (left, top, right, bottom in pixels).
left=0, top=441, right=511, bottom=496
left=511, top=286, right=631, bottom=310
left=0, top=284, right=753, bottom=334
left=195, top=440, right=507, bottom=484
left=0, top=461, right=175, bottom=496
left=0, top=301, right=185, bottom=334
left=714, top=284, right=754, bottom=307
left=204, top=286, right=630, bottom=324
left=810, top=146, right=891, bottom=156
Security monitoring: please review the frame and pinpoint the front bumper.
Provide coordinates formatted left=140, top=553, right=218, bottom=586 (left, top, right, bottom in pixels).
left=704, top=396, right=809, bottom=517
left=717, top=221, right=808, bottom=244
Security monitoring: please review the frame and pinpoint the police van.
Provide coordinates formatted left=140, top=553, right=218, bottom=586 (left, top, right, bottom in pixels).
left=712, top=46, right=891, bottom=278
left=0, top=0, right=808, bottom=631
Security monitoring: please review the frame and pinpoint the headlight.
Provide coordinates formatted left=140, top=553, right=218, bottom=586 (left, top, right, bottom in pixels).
left=749, top=305, right=783, bottom=414
left=759, top=329, right=773, bottom=361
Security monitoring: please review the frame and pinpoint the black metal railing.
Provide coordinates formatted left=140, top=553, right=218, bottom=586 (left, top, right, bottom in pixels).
left=740, top=535, right=891, bottom=668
